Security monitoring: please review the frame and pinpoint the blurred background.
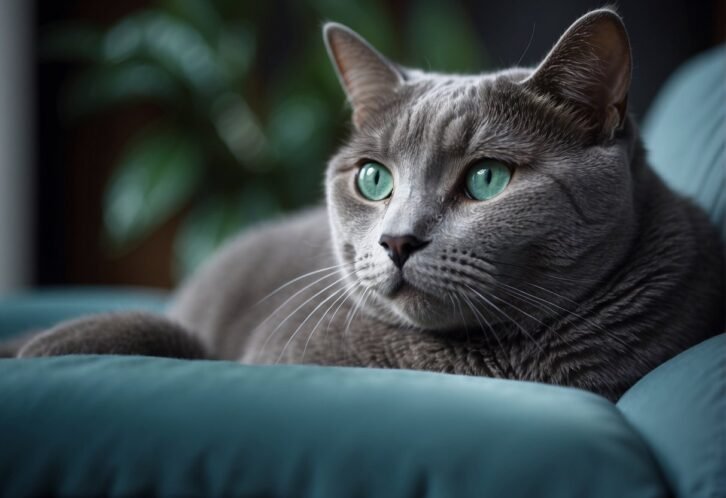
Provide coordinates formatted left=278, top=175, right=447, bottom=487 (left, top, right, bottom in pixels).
left=0, top=0, right=723, bottom=294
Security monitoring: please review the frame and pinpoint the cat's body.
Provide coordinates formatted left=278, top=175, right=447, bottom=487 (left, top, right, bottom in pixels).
left=13, top=10, right=724, bottom=401
left=167, top=121, right=723, bottom=401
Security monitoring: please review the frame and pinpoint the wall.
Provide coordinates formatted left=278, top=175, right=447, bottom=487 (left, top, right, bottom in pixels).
left=0, top=0, right=33, bottom=294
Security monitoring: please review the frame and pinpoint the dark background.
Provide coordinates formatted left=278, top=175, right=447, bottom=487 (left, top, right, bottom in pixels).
left=34, top=0, right=725, bottom=289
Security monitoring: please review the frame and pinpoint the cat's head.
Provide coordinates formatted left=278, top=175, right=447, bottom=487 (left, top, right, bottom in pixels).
left=324, top=9, right=637, bottom=331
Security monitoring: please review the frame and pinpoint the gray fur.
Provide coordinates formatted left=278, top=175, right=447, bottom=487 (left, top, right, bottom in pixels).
left=14, top=9, right=724, bottom=401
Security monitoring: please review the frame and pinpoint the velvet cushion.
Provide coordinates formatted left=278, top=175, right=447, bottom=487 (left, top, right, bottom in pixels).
left=642, top=44, right=725, bottom=237
left=618, top=334, right=726, bottom=498
left=0, top=356, right=668, bottom=497
left=0, top=288, right=167, bottom=340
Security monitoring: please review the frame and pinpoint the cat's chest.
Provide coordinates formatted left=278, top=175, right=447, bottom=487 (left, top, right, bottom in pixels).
left=247, top=306, right=545, bottom=380
left=241, top=289, right=620, bottom=394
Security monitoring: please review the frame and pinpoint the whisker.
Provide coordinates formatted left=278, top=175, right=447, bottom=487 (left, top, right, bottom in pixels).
left=524, top=281, right=581, bottom=307
left=451, top=292, right=468, bottom=333
left=448, top=292, right=470, bottom=343
left=487, top=291, right=547, bottom=328
left=344, top=286, right=371, bottom=337
left=257, top=274, right=351, bottom=358
left=460, top=290, right=504, bottom=350
left=252, top=268, right=352, bottom=334
left=494, top=277, right=631, bottom=351
left=464, top=284, right=544, bottom=354
left=325, top=283, right=362, bottom=336
left=493, top=285, right=583, bottom=349
left=301, top=283, right=357, bottom=362
left=255, top=261, right=353, bottom=305
left=277, top=285, right=349, bottom=364
left=498, top=283, right=561, bottom=315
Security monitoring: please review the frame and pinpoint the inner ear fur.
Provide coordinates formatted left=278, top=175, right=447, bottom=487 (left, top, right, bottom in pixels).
left=323, top=22, right=404, bottom=128
left=525, top=9, right=632, bottom=138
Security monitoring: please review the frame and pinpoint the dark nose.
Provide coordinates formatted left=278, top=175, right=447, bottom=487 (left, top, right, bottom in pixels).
left=379, top=234, right=429, bottom=268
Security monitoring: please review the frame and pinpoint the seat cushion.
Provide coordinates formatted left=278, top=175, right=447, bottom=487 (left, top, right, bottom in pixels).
left=618, top=334, right=726, bottom=498
left=642, top=44, right=725, bottom=237
left=0, top=357, right=667, bottom=498
left=0, top=287, right=167, bottom=340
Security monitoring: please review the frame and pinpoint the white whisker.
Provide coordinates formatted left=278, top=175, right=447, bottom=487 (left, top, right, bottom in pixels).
left=256, top=274, right=351, bottom=358
left=301, top=283, right=358, bottom=362
left=255, top=262, right=353, bottom=305
left=277, top=286, right=349, bottom=364
left=464, top=284, right=544, bottom=354
left=253, top=268, right=350, bottom=334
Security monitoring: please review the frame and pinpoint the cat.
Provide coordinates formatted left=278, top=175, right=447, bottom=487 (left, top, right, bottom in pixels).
left=12, top=9, right=724, bottom=401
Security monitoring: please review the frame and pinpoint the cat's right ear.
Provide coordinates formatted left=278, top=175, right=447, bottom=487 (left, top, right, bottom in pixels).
left=524, top=9, right=632, bottom=139
left=324, top=23, right=404, bottom=128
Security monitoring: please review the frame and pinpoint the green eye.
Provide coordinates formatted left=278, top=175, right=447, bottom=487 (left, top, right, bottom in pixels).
left=357, top=162, right=393, bottom=201
left=465, top=160, right=511, bottom=201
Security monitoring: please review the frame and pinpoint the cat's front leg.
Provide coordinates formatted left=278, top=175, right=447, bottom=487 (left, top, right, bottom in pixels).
left=17, top=312, right=207, bottom=359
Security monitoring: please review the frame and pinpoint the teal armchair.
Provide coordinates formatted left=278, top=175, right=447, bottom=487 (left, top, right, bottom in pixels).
left=0, top=47, right=723, bottom=498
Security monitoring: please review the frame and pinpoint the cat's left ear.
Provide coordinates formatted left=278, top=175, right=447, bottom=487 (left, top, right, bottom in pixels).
left=324, top=22, right=405, bottom=128
left=525, top=9, right=632, bottom=138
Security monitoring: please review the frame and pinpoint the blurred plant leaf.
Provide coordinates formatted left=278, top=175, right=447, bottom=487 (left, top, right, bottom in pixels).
left=161, top=0, right=223, bottom=45
left=174, top=187, right=280, bottom=276
left=217, top=23, right=256, bottom=81
left=51, top=0, right=492, bottom=283
left=267, top=95, right=327, bottom=160
left=41, top=23, right=105, bottom=61
left=162, top=0, right=257, bottom=80
left=406, top=0, right=486, bottom=72
left=102, top=11, right=229, bottom=97
left=104, top=128, right=203, bottom=250
left=210, top=92, right=267, bottom=167
left=63, top=62, right=182, bottom=119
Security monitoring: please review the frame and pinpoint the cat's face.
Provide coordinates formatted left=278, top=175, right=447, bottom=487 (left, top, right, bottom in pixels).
left=324, top=10, right=635, bottom=331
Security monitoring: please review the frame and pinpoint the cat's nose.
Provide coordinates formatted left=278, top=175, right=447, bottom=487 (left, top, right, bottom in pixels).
left=379, top=234, right=429, bottom=269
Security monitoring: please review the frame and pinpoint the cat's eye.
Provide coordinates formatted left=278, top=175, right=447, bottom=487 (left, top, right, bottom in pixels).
left=465, top=160, right=511, bottom=201
left=357, top=162, right=393, bottom=201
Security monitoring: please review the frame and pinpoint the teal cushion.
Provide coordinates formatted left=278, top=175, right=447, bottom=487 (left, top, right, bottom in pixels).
left=0, top=357, right=668, bottom=498
left=642, top=45, right=725, bottom=238
left=0, top=287, right=167, bottom=339
left=618, top=334, right=726, bottom=498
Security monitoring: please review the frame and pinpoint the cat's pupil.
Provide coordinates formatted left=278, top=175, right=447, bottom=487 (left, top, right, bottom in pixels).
left=483, top=169, right=492, bottom=184
left=374, top=170, right=380, bottom=185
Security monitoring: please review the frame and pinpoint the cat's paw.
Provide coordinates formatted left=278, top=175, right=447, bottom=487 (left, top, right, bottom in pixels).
left=17, top=313, right=207, bottom=359
left=18, top=327, right=87, bottom=357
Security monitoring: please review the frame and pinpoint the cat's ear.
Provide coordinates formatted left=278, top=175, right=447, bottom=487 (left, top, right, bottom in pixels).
left=525, top=9, right=632, bottom=138
left=324, top=22, right=404, bottom=128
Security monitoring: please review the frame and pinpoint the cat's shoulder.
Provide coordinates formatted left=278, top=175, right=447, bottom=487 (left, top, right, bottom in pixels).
left=169, top=205, right=334, bottom=341
left=192, top=205, right=330, bottom=276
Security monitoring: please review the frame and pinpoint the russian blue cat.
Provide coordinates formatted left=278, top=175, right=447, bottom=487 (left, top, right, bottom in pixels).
left=13, top=9, right=724, bottom=401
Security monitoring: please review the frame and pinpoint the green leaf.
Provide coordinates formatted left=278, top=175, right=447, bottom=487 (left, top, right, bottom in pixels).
left=41, top=23, right=104, bottom=61
left=266, top=95, right=332, bottom=176
left=161, top=0, right=223, bottom=45
left=104, top=128, right=203, bottom=249
left=102, top=10, right=229, bottom=97
left=209, top=92, right=267, bottom=167
left=216, top=22, right=256, bottom=81
left=406, top=0, right=488, bottom=72
left=62, top=62, right=182, bottom=119
left=174, top=188, right=280, bottom=277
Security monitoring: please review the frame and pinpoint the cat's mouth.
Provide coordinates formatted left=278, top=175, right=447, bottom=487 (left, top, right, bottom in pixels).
left=375, top=271, right=456, bottom=329
left=389, top=279, right=416, bottom=297
left=383, top=270, right=439, bottom=303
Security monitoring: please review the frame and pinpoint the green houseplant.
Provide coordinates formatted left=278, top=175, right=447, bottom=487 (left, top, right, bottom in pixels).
left=46, top=0, right=486, bottom=278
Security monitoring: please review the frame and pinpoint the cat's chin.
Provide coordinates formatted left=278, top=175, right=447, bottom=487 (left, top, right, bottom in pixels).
left=376, top=279, right=460, bottom=331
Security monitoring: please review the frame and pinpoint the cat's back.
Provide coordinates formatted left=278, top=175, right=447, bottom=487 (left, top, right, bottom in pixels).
left=168, top=206, right=334, bottom=358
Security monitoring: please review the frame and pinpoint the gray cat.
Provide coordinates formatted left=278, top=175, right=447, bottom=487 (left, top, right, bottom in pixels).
left=13, top=9, right=724, bottom=401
